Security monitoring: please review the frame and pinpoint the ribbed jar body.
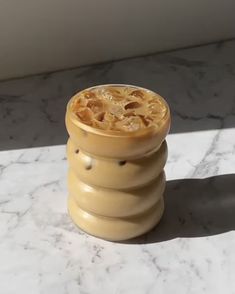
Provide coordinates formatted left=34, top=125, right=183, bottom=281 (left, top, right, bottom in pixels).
left=65, top=85, right=170, bottom=241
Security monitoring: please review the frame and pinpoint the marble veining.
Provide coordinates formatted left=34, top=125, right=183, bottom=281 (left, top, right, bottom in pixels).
left=0, top=40, right=235, bottom=294
left=1, top=40, right=235, bottom=151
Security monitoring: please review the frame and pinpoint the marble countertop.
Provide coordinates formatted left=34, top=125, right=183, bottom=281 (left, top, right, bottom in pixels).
left=0, top=40, right=235, bottom=294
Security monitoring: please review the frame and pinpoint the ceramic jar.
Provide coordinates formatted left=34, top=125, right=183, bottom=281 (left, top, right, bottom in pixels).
left=65, top=85, right=170, bottom=241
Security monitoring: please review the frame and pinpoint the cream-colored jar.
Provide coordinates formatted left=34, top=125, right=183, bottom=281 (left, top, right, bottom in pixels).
left=65, top=84, right=170, bottom=241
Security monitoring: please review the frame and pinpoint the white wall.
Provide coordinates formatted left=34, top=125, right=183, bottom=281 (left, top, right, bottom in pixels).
left=0, top=0, right=235, bottom=80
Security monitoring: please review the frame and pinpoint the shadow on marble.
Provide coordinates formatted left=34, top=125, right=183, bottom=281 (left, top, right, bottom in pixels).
left=1, top=40, right=235, bottom=151
left=126, top=174, right=235, bottom=244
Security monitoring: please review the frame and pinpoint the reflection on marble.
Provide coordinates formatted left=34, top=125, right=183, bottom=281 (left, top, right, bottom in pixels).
left=0, top=40, right=235, bottom=294
left=0, top=40, right=235, bottom=150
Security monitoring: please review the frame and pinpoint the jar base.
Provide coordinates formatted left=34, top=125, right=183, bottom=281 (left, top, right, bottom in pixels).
left=68, top=196, right=164, bottom=241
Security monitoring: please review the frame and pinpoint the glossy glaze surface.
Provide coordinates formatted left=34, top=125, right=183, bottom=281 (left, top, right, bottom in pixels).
left=66, top=84, right=170, bottom=240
